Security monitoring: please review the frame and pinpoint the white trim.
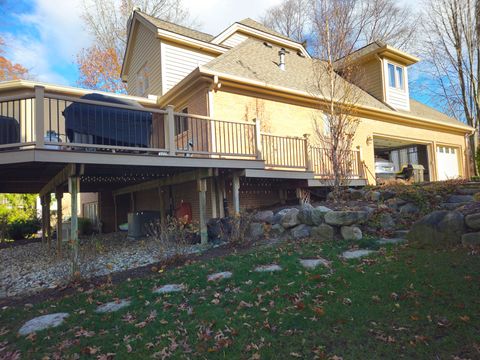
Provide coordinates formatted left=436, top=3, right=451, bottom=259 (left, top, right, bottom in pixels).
left=160, top=41, right=167, bottom=95
left=244, top=168, right=314, bottom=179
left=156, top=29, right=226, bottom=54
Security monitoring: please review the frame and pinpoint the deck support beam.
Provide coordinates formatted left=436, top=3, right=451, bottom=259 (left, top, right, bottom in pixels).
left=55, top=190, right=63, bottom=256
left=45, top=193, right=51, bottom=248
left=197, top=177, right=208, bottom=245
left=232, top=172, right=240, bottom=215
left=69, top=176, right=80, bottom=277
left=40, top=196, right=47, bottom=244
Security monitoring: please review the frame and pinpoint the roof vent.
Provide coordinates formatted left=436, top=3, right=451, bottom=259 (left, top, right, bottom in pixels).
left=278, top=48, right=286, bottom=71
left=263, top=41, right=272, bottom=48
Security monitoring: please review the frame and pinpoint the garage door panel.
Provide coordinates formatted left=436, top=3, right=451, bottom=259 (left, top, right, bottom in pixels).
left=436, top=146, right=459, bottom=180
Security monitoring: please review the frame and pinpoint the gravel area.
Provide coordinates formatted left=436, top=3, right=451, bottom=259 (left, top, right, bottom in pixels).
left=0, top=232, right=211, bottom=299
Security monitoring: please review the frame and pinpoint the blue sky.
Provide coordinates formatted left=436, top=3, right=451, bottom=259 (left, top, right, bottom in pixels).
left=0, top=0, right=434, bottom=110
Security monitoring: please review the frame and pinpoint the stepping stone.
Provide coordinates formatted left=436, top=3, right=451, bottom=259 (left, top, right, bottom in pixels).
left=394, top=230, right=409, bottom=239
left=299, top=258, right=330, bottom=269
left=207, top=271, right=232, bottom=281
left=376, top=238, right=406, bottom=245
left=153, top=284, right=185, bottom=294
left=95, top=299, right=131, bottom=313
left=19, top=313, right=69, bottom=336
left=342, top=249, right=376, bottom=260
left=254, top=264, right=282, bottom=272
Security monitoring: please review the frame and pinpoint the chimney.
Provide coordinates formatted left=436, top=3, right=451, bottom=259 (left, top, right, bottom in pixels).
left=278, top=48, right=286, bottom=71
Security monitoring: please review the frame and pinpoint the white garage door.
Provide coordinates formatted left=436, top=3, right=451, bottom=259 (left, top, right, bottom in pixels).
left=436, top=146, right=459, bottom=180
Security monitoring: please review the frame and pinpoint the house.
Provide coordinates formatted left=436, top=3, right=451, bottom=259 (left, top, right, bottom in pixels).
left=0, top=10, right=474, bottom=244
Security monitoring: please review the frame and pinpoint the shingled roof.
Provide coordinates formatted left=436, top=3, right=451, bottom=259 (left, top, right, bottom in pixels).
left=202, top=38, right=467, bottom=128
left=236, top=18, right=297, bottom=42
left=137, top=11, right=215, bottom=43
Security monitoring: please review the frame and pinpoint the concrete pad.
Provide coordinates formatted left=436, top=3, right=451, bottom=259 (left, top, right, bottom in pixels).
left=95, top=299, right=131, bottom=313
left=299, top=258, right=330, bottom=269
left=19, top=313, right=69, bottom=335
left=153, top=284, right=185, bottom=294
left=342, top=249, right=376, bottom=260
left=207, top=271, right=233, bottom=281
left=376, top=238, right=406, bottom=245
left=254, top=264, right=282, bottom=272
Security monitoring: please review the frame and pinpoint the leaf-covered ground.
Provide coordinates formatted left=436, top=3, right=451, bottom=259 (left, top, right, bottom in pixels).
left=1, top=239, right=479, bottom=359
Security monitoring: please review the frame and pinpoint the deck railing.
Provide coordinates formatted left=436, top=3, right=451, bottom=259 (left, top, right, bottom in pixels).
left=0, top=85, right=364, bottom=178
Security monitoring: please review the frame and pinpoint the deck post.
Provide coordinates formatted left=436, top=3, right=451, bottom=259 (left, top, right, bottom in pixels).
left=210, top=178, right=217, bottom=218
left=304, top=134, right=313, bottom=172
left=232, top=173, right=240, bottom=215
left=40, top=196, right=46, bottom=244
left=55, top=190, right=63, bottom=256
left=216, top=176, right=225, bottom=218
left=254, top=118, right=263, bottom=160
left=34, top=85, right=45, bottom=148
left=357, top=145, right=365, bottom=179
left=69, top=176, right=80, bottom=277
left=197, top=177, right=208, bottom=245
left=158, top=187, right=166, bottom=226
left=45, top=193, right=51, bottom=248
left=166, top=105, right=176, bottom=156
left=113, top=194, right=118, bottom=231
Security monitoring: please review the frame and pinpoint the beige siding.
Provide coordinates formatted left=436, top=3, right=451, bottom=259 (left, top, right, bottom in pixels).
left=161, top=41, right=215, bottom=93
left=354, top=58, right=384, bottom=101
left=221, top=32, right=249, bottom=47
left=126, top=23, right=162, bottom=97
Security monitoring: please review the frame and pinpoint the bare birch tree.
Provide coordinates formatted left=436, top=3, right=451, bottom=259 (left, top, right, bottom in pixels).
left=421, top=0, right=479, bottom=175
left=309, top=0, right=364, bottom=199
left=260, top=0, right=418, bottom=51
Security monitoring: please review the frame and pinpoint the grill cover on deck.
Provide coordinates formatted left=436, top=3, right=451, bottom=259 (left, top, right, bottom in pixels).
left=0, top=116, right=20, bottom=145
left=64, top=93, right=152, bottom=148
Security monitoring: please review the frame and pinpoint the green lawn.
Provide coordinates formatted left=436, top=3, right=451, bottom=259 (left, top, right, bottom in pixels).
left=1, top=239, right=479, bottom=359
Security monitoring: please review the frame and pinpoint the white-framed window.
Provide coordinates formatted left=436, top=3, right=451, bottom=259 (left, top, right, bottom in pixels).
left=388, top=63, right=404, bottom=89
left=137, top=63, right=150, bottom=96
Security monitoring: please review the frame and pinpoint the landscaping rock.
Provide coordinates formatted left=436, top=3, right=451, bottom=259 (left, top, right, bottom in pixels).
left=208, top=271, right=233, bottom=281
left=447, top=194, right=474, bottom=203
left=349, top=189, right=364, bottom=200
left=270, top=223, right=285, bottom=237
left=95, top=299, right=131, bottom=313
left=254, top=210, right=274, bottom=224
left=299, top=258, right=330, bottom=269
left=474, top=192, right=480, bottom=202
left=342, top=249, right=375, bottom=260
left=310, top=224, right=334, bottom=242
left=280, top=208, right=300, bottom=229
left=272, top=208, right=291, bottom=224
left=367, top=191, right=381, bottom=202
left=19, top=313, right=69, bottom=336
left=324, top=211, right=368, bottom=226
left=310, top=207, right=331, bottom=225
left=461, top=232, right=480, bottom=247
left=382, top=191, right=396, bottom=200
left=154, top=284, right=185, bottom=294
left=399, top=203, right=420, bottom=214
left=378, top=213, right=395, bottom=229
left=340, top=225, right=362, bottom=241
left=290, top=224, right=311, bottom=239
left=441, top=202, right=470, bottom=210
left=254, top=264, right=282, bottom=272
left=465, top=213, right=480, bottom=230
left=249, top=222, right=264, bottom=240
left=407, top=210, right=465, bottom=247
left=394, top=230, right=409, bottom=239
left=297, top=204, right=314, bottom=225
left=376, top=238, right=406, bottom=245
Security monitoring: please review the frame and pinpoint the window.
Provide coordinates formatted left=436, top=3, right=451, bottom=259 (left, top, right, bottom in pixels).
left=387, top=62, right=405, bottom=90
left=137, top=64, right=150, bottom=96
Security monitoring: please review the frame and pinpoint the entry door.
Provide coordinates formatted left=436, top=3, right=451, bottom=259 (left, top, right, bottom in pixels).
left=436, top=146, right=459, bottom=180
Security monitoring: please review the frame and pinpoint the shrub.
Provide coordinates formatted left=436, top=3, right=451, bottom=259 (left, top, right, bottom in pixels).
left=222, top=212, right=254, bottom=247
left=78, top=217, right=94, bottom=235
left=7, top=218, right=40, bottom=240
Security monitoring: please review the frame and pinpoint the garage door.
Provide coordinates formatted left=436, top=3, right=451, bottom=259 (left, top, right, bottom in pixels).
left=436, top=146, right=459, bottom=180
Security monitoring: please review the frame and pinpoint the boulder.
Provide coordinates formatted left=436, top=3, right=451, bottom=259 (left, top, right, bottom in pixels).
left=310, top=224, right=335, bottom=242
left=248, top=222, right=264, bottom=240
left=310, top=207, right=331, bottom=225
left=378, top=213, right=395, bottom=229
left=367, top=191, right=381, bottom=202
left=19, top=313, right=69, bottom=336
left=447, top=194, right=474, bottom=203
left=461, top=232, right=480, bottom=247
left=270, top=223, right=285, bottom=237
left=465, top=213, right=480, bottom=230
left=382, top=191, right=396, bottom=200
left=254, top=210, right=274, bottom=224
left=407, top=210, right=465, bottom=247
left=95, top=299, right=131, bottom=313
left=280, top=208, right=300, bottom=229
left=441, top=202, right=470, bottom=210
left=349, top=189, right=364, bottom=200
left=474, top=192, right=480, bottom=202
left=340, top=225, right=362, bottom=241
left=290, top=224, right=312, bottom=239
left=399, top=203, right=420, bottom=215
left=297, top=204, right=314, bottom=225
left=272, top=208, right=292, bottom=224
left=316, top=205, right=332, bottom=212
left=324, top=211, right=368, bottom=226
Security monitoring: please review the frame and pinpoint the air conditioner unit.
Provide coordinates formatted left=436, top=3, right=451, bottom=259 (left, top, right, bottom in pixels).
left=127, top=211, right=160, bottom=239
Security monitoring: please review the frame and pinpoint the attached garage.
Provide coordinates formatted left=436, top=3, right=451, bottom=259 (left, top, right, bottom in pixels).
left=436, top=146, right=460, bottom=180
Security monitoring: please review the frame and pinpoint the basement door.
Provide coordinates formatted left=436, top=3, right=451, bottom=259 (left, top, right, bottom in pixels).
left=436, top=146, right=460, bottom=180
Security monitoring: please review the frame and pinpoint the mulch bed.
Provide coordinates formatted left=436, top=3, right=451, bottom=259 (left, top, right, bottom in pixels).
left=0, top=237, right=42, bottom=250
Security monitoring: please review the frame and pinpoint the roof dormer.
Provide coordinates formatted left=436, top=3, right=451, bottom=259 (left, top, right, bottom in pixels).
left=336, top=41, right=419, bottom=111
